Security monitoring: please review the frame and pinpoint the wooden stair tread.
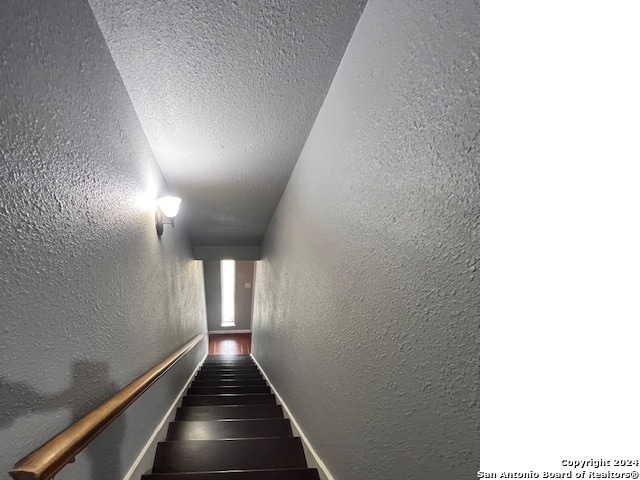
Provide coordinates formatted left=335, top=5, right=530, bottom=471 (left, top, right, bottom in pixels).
left=142, top=469, right=320, bottom=480
left=187, top=386, right=271, bottom=395
left=201, top=363, right=255, bottom=366
left=175, top=405, right=284, bottom=420
left=202, top=364, right=256, bottom=367
left=202, top=360, right=255, bottom=366
left=197, top=368, right=261, bottom=372
left=199, top=371, right=259, bottom=374
left=191, top=379, right=267, bottom=387
left=182, top=394, right=276, bottom=406
left=152, top=438, right=307, bottom=473
left=166, top=419, right=292, bottom=440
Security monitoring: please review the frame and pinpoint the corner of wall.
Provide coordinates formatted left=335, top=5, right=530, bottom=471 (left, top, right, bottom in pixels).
left=251, top=354, right=335, bottom=480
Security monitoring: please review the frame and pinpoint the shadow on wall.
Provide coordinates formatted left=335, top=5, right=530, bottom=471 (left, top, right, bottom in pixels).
left=0, top=360, right=123, bottom=480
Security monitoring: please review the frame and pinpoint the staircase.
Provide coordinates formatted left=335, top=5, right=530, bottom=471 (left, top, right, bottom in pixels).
left=142, top=355, right=320, bottom=480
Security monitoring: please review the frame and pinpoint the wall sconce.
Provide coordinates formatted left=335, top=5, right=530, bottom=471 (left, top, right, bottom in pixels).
left=155, top=196, right=182, bottom=236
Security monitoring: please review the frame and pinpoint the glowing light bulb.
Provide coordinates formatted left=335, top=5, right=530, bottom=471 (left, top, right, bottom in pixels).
left=156, top=196, right=182, bottom=218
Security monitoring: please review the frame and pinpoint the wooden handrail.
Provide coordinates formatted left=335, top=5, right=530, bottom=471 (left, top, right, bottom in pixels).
left=9, top=332, right=207, bottom=480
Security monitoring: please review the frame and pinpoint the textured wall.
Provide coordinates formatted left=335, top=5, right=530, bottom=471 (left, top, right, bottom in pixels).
left=87, top=0, right=367, bottom=245
left=252, top=0, right=479, bottom=478
left=0, top=1, right=207, bottom=478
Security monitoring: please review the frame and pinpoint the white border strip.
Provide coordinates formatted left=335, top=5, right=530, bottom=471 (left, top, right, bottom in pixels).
left=251, top=354, right=336, bottom=480
left=123, top=344, right=207, bottom=480
left=209, top=329, right=252, bottom=334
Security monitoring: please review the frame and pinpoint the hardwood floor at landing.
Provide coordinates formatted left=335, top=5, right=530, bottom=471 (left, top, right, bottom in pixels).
left=208, top=333, right=252, bottom=355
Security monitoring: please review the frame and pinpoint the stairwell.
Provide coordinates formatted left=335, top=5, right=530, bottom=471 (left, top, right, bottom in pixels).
left=142, top=355, right=320, bottom=480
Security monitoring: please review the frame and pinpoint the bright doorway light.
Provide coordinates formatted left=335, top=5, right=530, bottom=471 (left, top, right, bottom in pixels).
left=221, top=260, right=236, bottom=326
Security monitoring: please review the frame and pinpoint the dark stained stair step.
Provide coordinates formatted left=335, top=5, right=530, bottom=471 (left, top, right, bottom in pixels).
left=200, top=364, right=258, bottom=368
left=195, top=377, right=263, bottom=383
left=200, top=368, right=258, bottom=371
left=182, top=394, right=276, bottom=406
left=152, top=438, right=307, bottom=473
left=205, top=355, right=252, bottom=359
left=200, top=366, right=257, bottom=370
left=175, top=405, right=284, bottom=421
left=198, top=365, right=260, bottom=372
left=200, top=364, right=258, bottom=369
left=194, top=375, right=264, bottom=382
left=196, top=372, right=263, bottom=378
left=197, top=370, right=262, bottom=374
left=194, top=377, right=265, bottom=382
left=142, top=469, right=320, bottom=480
left=198, top=372, right=260, bottom=376
left=187, top=386, right=270, bottom=395
left=190, top=379, right=267, bottom=387
left=166, top=418, right=292, bottom=440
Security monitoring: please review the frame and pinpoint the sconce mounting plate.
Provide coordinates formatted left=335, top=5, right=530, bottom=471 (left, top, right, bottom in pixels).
left=155, top=209, right=164, bottom=236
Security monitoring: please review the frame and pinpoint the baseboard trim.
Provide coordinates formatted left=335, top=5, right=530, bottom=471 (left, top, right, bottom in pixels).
left=251, top=354, right=335, bottom=480
left=123, top=346, right=207, bottom=480
left=209, top=329, right=252, bottom=334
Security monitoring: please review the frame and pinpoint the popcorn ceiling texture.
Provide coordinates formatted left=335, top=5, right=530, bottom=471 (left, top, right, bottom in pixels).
left=87, top=0, right=367, bottom=246
left=252, top=0, right=480, bottom=478
left=0, top=0, right=207, bottom=478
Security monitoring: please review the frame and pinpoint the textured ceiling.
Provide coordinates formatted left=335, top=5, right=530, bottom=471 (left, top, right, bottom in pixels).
left=88, top=0, right=366, bottom=245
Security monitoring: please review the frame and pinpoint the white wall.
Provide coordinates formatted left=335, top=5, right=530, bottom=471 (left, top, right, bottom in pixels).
left=252, top=0, right=479, bottom=478
left=0, top=0, right=207, bottom=478
left=203, top=261, right=224, bottom=330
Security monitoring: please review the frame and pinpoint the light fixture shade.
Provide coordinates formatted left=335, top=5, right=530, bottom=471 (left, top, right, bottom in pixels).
left=156, top=196, right=182, bottom=218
